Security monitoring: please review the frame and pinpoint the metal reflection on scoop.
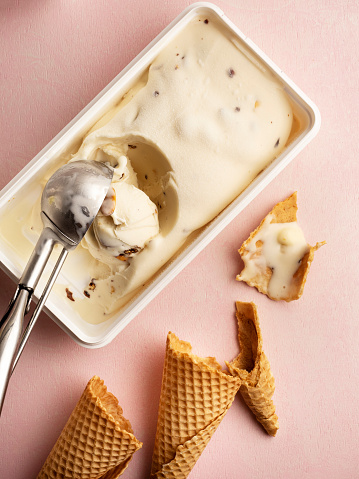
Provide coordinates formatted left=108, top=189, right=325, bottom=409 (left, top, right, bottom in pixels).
left=42, top=161, right=113, bottom=245
left=0, top=160, right=113, bottom=415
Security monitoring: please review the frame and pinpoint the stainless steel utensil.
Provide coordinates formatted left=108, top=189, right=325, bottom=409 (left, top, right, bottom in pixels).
left=0, top=160, right=113, bottom=414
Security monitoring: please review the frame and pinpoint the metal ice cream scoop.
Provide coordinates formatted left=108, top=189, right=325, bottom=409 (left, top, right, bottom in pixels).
left=0, top=160, right=113, bottom=414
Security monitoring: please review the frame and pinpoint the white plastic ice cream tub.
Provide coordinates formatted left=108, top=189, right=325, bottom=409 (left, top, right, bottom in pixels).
left=0, top=3, right=320, bottom=348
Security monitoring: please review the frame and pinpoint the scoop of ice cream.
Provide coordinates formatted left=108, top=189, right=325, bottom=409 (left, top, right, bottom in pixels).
left=81, top=153, right=159, bottom=265
left=94, top=181, right=159, bottom=256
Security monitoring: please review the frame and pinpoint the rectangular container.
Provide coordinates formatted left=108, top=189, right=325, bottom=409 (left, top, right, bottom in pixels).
left=0, top=2, right=320, bottom=347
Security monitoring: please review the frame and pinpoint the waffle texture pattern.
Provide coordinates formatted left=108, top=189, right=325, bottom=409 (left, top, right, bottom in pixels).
left=150, top=332, right=241, bottom=478
left=37, top=376, right=142, bottom=479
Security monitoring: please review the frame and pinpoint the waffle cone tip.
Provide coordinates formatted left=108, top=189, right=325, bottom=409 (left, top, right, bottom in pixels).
left=228, top=302, right=279, bottom=437
left=150, top=332, right=241, bottom=478
left=37, top=376, right=142, bottom=479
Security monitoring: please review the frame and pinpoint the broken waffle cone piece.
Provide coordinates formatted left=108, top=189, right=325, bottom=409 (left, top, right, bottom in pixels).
left=37, top=376, right=142, bottom=479
left=150, top=332, right=241, bottom=479
left=227, top=302, right=278, bottom=436
left=236, top=192, right=325, bottom=301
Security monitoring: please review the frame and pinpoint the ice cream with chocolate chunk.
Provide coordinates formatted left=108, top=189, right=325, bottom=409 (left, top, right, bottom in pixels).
left=64, top=16, right=293, bottom=318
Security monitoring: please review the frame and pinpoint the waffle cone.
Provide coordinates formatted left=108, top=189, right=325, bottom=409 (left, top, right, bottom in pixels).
left=150, top=332, right=241, bottom=478
left=227, top=302, right=278, bottom=436
left=37, top=376, right=142, bottom=479
left=236, top=192, right=325, bottom=301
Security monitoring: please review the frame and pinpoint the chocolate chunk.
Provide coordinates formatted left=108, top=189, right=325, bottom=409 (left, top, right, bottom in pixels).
left=66, top=288, right=75, bottom=301
left=128, top=144, right=137, bottom=149
left=204, top=19, right=209, bottom=24
left=228, top=68, right=235, bottom=78
left=235, top=106, right=241, bottom=112
left=274, top=138, right=280, bottom=147
left=84, top=290, right=90, bottom=298
left=89, top=281, right=96, bottom=291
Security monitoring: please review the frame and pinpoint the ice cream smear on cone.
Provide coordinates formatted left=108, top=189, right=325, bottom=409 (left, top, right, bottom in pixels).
left=227, top=302, right=279, bottom=436
left=37, top=376, right=142, bottom=479
left=150, top=332, right=241, bottom=479
left=236, top=192, right=325, bottom=301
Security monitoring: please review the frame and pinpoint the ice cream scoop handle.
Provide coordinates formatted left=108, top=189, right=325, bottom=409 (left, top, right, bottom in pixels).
left=0, top=228, right=57, bottom=415
left=20, top=227, right=58, bottom=291
left=0, top=287, right=30, bottom=415
left=12, top=247, right=68, bottom=372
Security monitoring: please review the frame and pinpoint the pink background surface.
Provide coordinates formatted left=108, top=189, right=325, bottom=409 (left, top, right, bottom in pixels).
left=0, top=1, right=358, bottom=477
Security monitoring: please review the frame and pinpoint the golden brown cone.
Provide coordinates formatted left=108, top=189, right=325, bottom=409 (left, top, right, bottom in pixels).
left=37, top=376, right=142, bottom=479
left=227, top=302, right=278, bottom=436
left=236, top=192, right=325, bottom=301
left=150, top=332, right=241, bottom=478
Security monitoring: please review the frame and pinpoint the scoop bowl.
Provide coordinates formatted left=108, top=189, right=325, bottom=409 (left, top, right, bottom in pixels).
left=42, top=160, right=113, bottom=246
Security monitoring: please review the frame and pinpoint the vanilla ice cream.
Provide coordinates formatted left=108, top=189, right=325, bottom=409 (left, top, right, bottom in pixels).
left=83, top=155, right=159, bottom=265
left=238, top=216, right=310, bottom=299
left=0, top=16, right=294, bottom=323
